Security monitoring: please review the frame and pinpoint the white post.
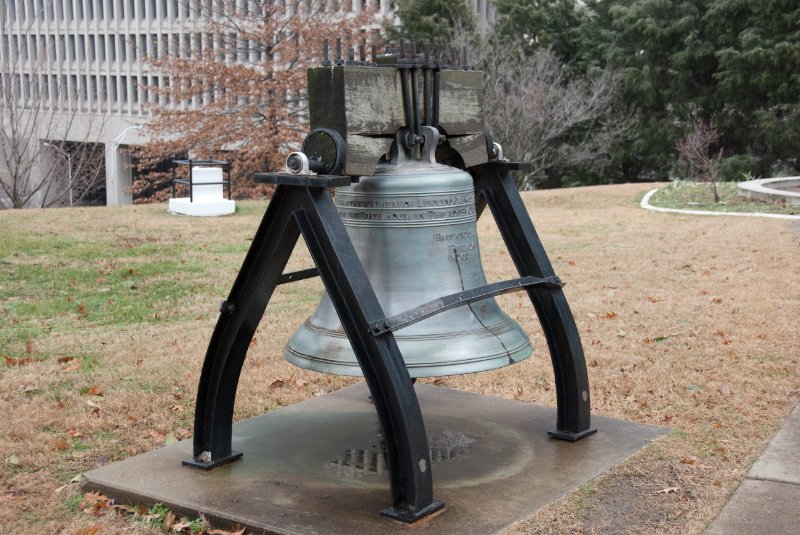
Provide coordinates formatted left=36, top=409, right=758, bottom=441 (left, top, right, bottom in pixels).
left=107, top=124, right=142, bottom=205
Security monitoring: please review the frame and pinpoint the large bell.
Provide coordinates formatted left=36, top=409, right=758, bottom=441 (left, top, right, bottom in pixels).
left=285, top=133, right=532, bottom=377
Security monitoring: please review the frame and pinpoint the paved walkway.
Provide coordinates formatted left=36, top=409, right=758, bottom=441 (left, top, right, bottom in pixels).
left=705, top=403, right=800, bottom=534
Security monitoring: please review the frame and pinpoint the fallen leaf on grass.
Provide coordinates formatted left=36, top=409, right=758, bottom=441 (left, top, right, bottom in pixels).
left=7, top=453, right=20, bottom=466
left=171, top=519, right=196, bottom=532
left=74, top=526, right=102, bottom=535
left=81, top=491, right=113, bottom=513
left=653, top=486, right=679, bottom=495
left=87, top=385, right=103, bottom=396
left=146, top=430, right=165, bottom=443
left=53, top=438, right=69, bottom=451
left=55, top=473, right=85, bottom=493
left=603, top=311, right=617, bottom=319
left=718, top=384, right=731, bottom=397
left=61, top=358, right=83, bottom=372
left=288, top=372, right=306, bottom=387
left=680, top=456, right=708, bottom=468
left=269, top=379, right=285, bottom=389
left=163, top=510, right=177, bottom=530
left=3, top=356, right=31, bottom=366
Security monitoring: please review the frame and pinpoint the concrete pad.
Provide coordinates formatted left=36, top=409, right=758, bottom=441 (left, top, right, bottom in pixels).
left=84, top=384, right=664, bottom=534
left=749, top=404, right=800, bottom=485
left=705, top=479, right=800, bottom=535
left=168, top=197, right=236, bottom=216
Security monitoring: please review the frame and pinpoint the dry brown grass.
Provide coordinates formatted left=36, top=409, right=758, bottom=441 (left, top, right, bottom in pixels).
left=0, top=183, right=798, bottom=534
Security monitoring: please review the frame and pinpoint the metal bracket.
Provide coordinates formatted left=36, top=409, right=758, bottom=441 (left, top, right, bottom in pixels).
left=370, top=276, right=564, bottom=336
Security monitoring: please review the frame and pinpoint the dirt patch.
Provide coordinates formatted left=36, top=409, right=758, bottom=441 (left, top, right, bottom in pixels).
left=0, top=183, right=798, bottom=534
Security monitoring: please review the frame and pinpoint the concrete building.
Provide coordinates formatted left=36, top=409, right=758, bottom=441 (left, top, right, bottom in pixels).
left=0, top=1, right=495, bottom=207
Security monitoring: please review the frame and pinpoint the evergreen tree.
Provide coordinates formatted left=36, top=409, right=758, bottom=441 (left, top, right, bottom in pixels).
left=387, top=0, right=475, bottom=48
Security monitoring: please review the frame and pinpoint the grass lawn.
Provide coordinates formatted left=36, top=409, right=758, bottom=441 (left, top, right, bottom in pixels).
left=648, top=180, right=800, bottom=215
left=1, top=183, right=798, bottom=534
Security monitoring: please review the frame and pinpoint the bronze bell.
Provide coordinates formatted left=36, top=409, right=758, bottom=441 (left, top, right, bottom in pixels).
left=285, top=127, right=532, bottom=377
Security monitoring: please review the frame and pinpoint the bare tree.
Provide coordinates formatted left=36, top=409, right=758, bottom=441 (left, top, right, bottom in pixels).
left=675, top=121, right=723, bottom=203
left=476, top=44, right=632, bottom=189
left=134, top=0, right=372, bottom=201
left=0, top=18, right=107, bottom=209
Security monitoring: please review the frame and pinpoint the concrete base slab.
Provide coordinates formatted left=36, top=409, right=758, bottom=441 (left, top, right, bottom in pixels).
left=168, top=197, right=236, bottom=217
left=84, top=384, right=665, bottom=535
left=705, top=480, right=800, bottom=535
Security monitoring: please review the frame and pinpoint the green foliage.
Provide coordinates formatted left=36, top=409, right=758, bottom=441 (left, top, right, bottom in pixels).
left=387, top=0, right=475, bottom=47
left=717, top=154, right=756, bottom=182
left=492, top=0, right=588, bottom=65
left=491, top=0, right=800, bottom=184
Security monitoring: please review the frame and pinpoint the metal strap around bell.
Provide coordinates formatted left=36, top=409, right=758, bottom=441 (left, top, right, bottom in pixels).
left=368, top=276, right=565, bottom=336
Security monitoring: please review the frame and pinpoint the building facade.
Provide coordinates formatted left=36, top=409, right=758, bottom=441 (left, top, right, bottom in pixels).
left=1, top=0, right=495, bottom=206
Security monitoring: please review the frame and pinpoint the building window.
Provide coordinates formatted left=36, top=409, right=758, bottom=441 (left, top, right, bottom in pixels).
left=68, top=35, right=76, bottom=64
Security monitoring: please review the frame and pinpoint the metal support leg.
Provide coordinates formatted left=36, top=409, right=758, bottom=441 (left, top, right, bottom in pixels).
left=186, top=183, right=442, bottom=522
left=295, top=187, right=442, bottom=522
left=472, top=165, right=596, bottom=440
left=185, top=185, right=302, bottom=469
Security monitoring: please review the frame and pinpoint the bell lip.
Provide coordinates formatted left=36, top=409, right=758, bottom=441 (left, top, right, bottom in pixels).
left=283, top=342, right=533, bottom=379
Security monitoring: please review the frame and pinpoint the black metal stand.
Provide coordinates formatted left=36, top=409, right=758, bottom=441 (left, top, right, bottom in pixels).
left=185, top=165, right=595, bottom=522
left=472, top=163, right=596, bottom=440
left=184, top=175, right=441, bottom=522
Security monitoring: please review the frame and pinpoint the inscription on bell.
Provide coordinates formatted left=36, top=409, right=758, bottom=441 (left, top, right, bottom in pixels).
left=336, top=193, right=474, bottom=209
left=337, top=193, right=476, bottom=223
left=448, top=243, right=476, bottom=261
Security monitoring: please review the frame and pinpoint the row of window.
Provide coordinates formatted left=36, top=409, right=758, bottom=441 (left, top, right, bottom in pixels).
left=0, top=70, right=291, bottom=114
left=2, top=0, right=381, bottom=23
left=2, top=31, right=268, bottom=67
left=1, top=71, right=194, bottom=112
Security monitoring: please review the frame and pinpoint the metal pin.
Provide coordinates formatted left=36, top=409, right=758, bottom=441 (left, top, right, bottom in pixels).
left=335, top=37, right=342, bottom=65
left=348, top=46, right=355, bottom=62
left=359, top=43, right=366, bottom=63
left=423, top=42, right=430, bottom=60
left=410, top=41, right=417, bottom=59
left=322, top=38, right=330, bottom=66
left=371, top=43, right=377, bottom=63
left=399, top=38, right=406, bottom=60
left=462, top=45, right=469, bottom=69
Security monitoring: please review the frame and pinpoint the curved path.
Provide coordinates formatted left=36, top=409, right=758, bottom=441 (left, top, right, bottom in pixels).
left=640, top=188, right=800, bottom=220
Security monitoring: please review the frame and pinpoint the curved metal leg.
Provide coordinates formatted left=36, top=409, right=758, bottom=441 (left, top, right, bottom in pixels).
left=295, top=187, right=442, bottom=521
left=185, top=186, right=303, bottom=468
left=186, top=183, right=442, bottom=521
left=473, top=166, right=596, bottom=440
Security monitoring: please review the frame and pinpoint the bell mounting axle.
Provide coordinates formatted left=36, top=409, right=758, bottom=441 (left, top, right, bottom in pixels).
left=185, top=37, right=596, bottom=524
